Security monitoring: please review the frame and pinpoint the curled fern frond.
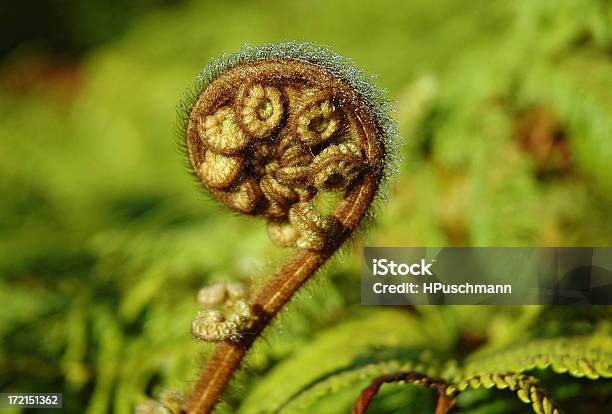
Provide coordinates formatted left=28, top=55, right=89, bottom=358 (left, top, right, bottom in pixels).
left=175, top=41, right=398, bottom=413
left=179, top=42, right=396, bottom=244
left=191, top=281, right=252, bottom=342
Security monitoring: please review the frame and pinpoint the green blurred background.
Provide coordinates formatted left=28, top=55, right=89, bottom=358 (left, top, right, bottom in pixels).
left=1, top=1, right=611, bottom=413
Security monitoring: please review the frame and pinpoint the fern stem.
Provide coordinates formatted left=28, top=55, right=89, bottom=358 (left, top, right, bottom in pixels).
left=185, top=176, right=379, bottom=413
left=350, top=371, right=452, bottom=414
left=434, top=394, right=455, bottom=414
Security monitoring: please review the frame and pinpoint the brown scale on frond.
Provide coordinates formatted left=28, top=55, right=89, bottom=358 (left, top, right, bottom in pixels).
left=185, top=59, right=384, bottom=251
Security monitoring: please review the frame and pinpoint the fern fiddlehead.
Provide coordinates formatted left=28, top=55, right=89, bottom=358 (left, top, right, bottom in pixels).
left=176, top=42, right=397, bottom=413
left=191, top=282, right=252, bottom=342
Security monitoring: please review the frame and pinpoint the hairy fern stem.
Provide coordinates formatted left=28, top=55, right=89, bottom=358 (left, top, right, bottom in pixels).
left=186, top=179, right=377, bottom=413
left=174, top=42, right=396, bottom=413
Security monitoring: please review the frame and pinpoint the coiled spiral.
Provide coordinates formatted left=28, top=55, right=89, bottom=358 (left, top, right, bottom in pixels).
left=176, top=42, right=397, bottom=414
left=183, top=48, right=390, bottom=251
